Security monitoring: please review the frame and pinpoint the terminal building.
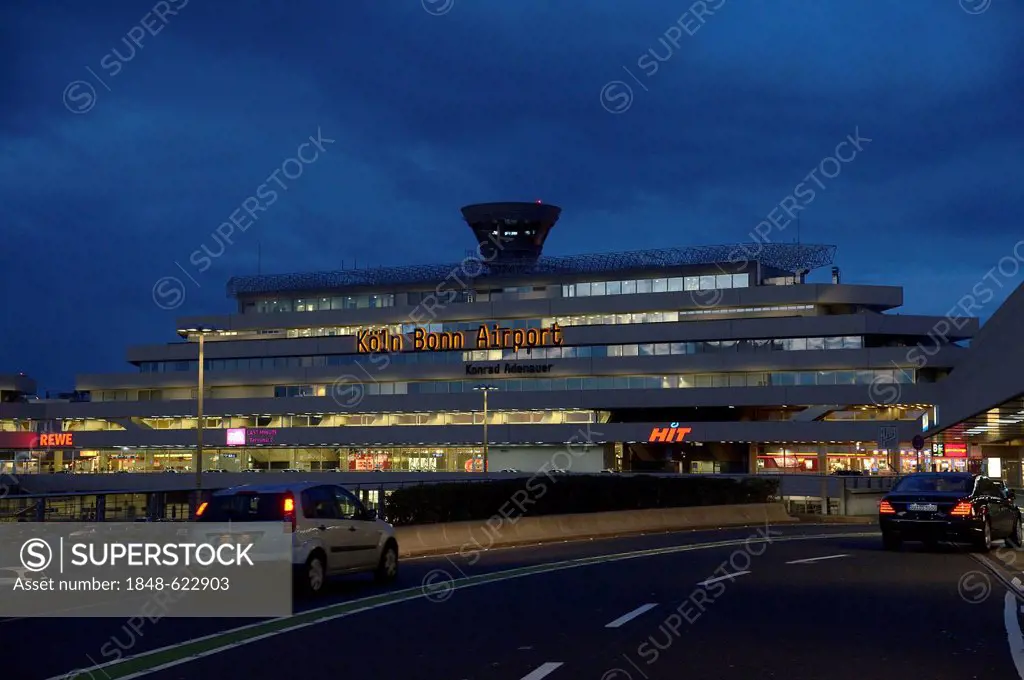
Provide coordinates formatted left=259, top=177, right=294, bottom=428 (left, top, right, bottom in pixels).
left=0, top=202, right=984, bottom=477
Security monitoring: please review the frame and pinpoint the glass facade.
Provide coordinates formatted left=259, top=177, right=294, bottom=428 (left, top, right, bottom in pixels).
left=129, top=410, right=601, bottom=430
left=393, top=369, right=912, bottom=395
left=250, top=294, right=396, bottom=313
left=185, top=304, right=816, bottom=343
left=139, top=335, right=865, bottom=373
left=90, top=369, right=915, bottom=402
left=242, top=273, right=753, bottom=314
left=755, top=445, right=968, bottom=476
left=562, top=273, right=749, bottom=297
left=46, top=447, right=574, bottom=474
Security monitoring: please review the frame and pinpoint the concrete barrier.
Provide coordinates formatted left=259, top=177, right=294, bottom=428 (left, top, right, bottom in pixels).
left=393, top=503, right=795, bottom=557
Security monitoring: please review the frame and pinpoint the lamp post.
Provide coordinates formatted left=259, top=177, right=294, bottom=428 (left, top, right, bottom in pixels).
left=473, top=385, right=497, bottom=473
left=177, top=326, right=219, bottom=509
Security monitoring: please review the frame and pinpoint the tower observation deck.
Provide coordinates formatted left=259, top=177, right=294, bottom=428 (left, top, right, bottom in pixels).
left=461, top=201, right=561, bottom=269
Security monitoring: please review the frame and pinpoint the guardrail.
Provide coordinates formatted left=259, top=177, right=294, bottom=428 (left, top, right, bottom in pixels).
left=1, top=471, right=904, bottom=521
left=395, top=503, right=798, bottom=557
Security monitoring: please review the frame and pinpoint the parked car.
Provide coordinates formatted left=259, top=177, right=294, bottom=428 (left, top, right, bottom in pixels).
left=195, top=482, right=399, bottom=595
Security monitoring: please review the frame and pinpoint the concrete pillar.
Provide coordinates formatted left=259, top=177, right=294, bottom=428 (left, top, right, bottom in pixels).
left=818, top=445, right=829, bottom=515
left=53, top=450, right=63, bottom=472
left=748, top=444, right=759, bottom=474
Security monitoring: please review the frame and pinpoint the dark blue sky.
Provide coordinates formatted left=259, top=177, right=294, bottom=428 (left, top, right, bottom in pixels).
left=1, top=0, right=1022, bottom=392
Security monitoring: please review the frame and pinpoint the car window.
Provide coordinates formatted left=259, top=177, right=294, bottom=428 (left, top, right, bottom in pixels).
left=893, top=475, right=973, bottom=493
left=302, top=486, right=339, bottom=519
left=977, top=479, right=999, bottom=496
left=197, top=492, right=287, bottom=522
left=333, top=487, right=363, bottom=520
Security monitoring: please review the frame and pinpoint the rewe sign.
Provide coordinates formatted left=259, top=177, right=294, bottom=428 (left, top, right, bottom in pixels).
left=38, top=433, right=75, bottom=447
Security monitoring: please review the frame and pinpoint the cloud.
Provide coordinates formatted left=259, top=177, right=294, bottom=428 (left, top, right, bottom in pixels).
left=0, top=0, right=1021, bottom=388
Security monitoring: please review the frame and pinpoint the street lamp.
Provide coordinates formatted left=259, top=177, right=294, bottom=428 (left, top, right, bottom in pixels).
left=177, top=326, right=220, bottom=504
left=473, top=385, right=498, bottom=473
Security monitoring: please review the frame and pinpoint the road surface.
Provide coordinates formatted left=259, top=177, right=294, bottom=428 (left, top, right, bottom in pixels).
left=5, top=523, right=1023, bottom=679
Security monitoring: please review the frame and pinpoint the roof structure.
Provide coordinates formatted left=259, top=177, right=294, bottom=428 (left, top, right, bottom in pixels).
left=226, top=242, right=838, bottom=298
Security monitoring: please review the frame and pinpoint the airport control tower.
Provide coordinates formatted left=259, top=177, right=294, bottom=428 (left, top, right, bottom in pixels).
left=460, top=201, right=562, bottom=271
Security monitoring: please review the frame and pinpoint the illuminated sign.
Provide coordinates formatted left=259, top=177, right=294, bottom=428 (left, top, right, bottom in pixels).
left=225, top=428, right=278, bottom=446
left=349, top=453, right=388, bottom=471
left=356, top=323, right=564, bottom=353
left=38, top=433, right=74, bottom=448
left=246, top=429, right=278, bottom=445
left=466, top=363, right=553, bottom=376
left=944, top=443, right=967, bottom=458
left=648, top=422, right=692, bottom=443
left=0, top=433, right=76, bottom=448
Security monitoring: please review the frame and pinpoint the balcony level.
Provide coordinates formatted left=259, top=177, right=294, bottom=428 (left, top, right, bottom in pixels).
left=177, top=283, right=906, bottom=336
left=57, top=419, right=924, bottom=450
left=129, top=309, right=973, bottom=365
left=40, top=379, right=948, bottom=422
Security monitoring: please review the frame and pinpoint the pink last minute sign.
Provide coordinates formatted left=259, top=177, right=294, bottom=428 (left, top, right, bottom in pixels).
left=225, top=428, right=279, bottom=446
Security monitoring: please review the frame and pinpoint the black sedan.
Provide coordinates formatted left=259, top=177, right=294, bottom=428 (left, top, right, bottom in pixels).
left=878, top=472, right=1022, bottom=551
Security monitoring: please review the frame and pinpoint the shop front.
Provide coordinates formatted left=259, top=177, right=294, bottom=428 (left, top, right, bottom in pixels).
left=928, top=441, right=974, bottom=473
left=755, top=443, right=934, bottom=475
left=345, top=447, right=484, bottom=472
left=0, top=431, right=79, bottom=473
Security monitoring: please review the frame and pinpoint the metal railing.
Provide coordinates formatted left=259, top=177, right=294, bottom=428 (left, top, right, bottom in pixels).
left=0, top=471, right=906, bottom=522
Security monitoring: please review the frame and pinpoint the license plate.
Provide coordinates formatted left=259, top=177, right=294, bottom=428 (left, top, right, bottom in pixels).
left=908, top=503, right=937, bottom=512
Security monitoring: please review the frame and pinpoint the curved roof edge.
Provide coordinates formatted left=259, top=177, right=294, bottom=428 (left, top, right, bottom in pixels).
left=226, top=243, right=838, bottom=298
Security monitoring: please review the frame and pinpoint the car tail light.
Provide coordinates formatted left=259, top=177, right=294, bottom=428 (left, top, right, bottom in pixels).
left=950, top=501, right=973, bottom=516
left=879, top=500, right=895, bottom=514
left=195, top=501, right=208, bottom=518
left=283, top=494, right=296, bottom=531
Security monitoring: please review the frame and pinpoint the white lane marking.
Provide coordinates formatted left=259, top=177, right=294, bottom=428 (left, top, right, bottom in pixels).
left=698, top=571, right=750, bottom=587
left=605, top=603, right=658, bottom=628
left=46, top=531, right=879, bottom=679
left=1003, top=592, right=1024, bottom=679
left=520, top=662, right=564, bottom=680
left=785, top=554, right=849, bottom=565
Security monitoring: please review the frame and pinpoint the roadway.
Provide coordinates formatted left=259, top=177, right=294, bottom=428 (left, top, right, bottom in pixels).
left=7, top=523, right=1024, bottom=679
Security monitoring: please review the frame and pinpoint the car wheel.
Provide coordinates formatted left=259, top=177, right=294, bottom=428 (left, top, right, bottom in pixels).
left=882, top=531, right=901, bottom=551
left=1006, top=515, right=1023, bottom=549
left=301, top=553, right=326, bottom=595
left=974, top=519, right=992, bottom=553
left=374, top=542, right=398, bottom=584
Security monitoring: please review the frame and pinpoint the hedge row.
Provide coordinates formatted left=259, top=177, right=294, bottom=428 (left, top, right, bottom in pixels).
left=383, top=475, right=779, bottom=526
